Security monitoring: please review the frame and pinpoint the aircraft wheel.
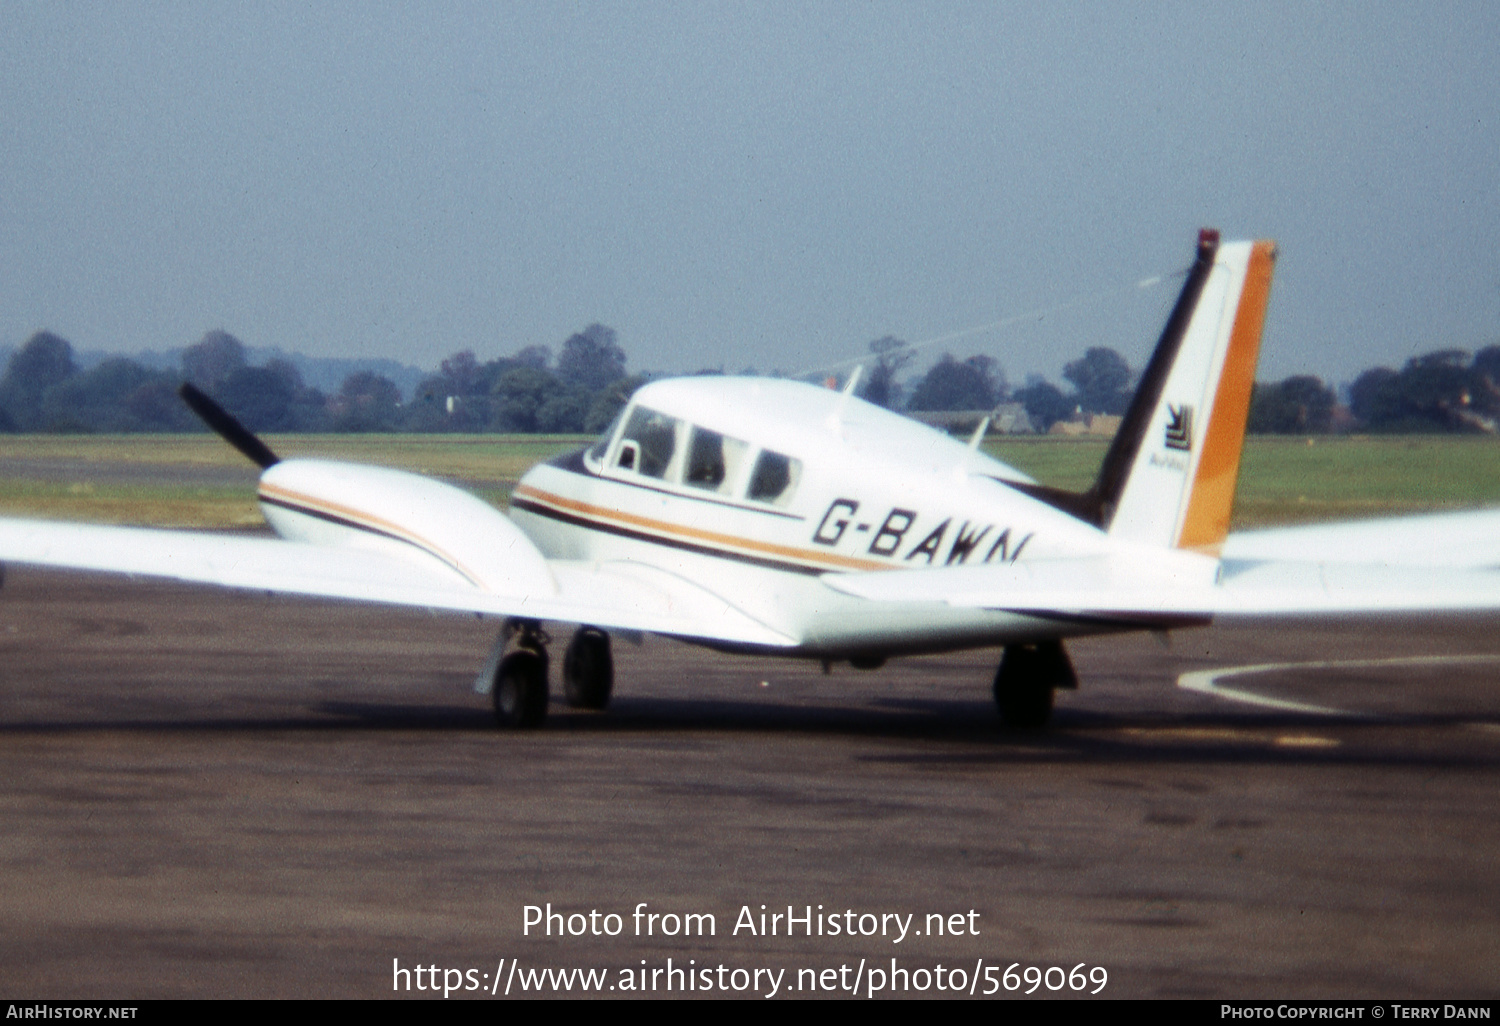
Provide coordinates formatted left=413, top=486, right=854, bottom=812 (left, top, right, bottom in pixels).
left=563, top=627, right=613, bottom=709
left=493, top=649, right=549, bottom=728
left=993, top=644, right=1060, bottom=729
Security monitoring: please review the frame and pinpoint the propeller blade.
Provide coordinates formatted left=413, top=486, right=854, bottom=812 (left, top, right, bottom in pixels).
left=178, top=383, right=281, bottom=469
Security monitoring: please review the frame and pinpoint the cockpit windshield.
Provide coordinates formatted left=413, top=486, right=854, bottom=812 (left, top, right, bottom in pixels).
left=622, top=407, right=682, bottom=478
left=586, top=409, right=624, bottom=464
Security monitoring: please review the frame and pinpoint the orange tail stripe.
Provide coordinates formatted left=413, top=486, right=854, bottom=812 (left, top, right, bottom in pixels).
left=1177, top=240, right=1277, bottom=552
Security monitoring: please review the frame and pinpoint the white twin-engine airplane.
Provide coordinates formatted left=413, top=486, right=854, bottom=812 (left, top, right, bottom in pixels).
left=5, top=229, right=1500, bottom=729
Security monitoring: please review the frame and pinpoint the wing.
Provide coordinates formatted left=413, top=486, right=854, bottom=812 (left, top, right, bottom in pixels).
left=0, top=516, right=795, bottom=648
left=0, top=385, right=794, bottom=650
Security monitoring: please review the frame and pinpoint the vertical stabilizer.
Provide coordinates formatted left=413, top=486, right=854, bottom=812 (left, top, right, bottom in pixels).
left=1105, top=232, right=1277, bottom=552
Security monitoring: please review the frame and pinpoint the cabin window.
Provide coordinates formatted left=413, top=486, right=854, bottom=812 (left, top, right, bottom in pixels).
left=684, top=427, right=750, bottom=495
left=617, top=406, right=679, bottom=479
left=747, top=449, right=801, bottom=506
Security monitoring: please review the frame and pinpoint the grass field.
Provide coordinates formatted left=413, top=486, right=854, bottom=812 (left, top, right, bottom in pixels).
left=987, top=435, right=1500, bottom=528
left=0, top=433, right=591, bottom=478
left=0, top=434, right=590, bottom=527
left=2, top=432, right=1499, bottom=529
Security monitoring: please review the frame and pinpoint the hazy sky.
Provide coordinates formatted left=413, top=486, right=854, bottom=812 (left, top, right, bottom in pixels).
left=2, top=3, right=1496, bottom=387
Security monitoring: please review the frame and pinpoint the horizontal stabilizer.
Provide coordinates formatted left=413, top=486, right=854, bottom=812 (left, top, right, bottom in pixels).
left=1214, top=559, right=1500, bottom=616
left=823, top=548, right=1500, bottom=620
left=1224, top=508, right=1500, bottom=569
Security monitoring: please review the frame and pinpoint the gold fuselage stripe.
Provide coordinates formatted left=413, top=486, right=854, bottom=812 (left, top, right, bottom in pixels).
left=513, top=483, right=890, bottom=572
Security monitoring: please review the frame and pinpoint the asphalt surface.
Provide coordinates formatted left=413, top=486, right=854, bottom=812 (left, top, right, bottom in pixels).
left=1, top=568, right=1499, bottom=999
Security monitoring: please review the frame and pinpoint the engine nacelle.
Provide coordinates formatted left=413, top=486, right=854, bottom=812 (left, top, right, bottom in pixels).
left=257, top=459, right=555, bottom=596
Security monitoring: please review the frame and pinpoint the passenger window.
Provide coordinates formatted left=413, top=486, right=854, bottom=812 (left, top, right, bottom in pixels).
left=684, top=428, right=750, bottom=495
left=747, top=450, right=801, bottom=506
left=617, top=406, right=679, bottom=479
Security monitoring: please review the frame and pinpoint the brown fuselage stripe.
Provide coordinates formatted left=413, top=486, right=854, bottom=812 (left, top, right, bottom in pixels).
left=510, top=498, right=828, bottom=576
left=1178, top=240, right=1277, bottom=553
left=512, top=483, right=890, bottom=573
left=257, top=482, right=485, bottom=588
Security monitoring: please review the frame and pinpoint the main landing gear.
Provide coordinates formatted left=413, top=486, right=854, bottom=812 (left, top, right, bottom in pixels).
left=992, top=640, right=1077, bottom=729
left=563, top=626, right=613, bottom=710
left=485, top=622, right=615, bottom=728
left=491, top=622, right=549, bottom=729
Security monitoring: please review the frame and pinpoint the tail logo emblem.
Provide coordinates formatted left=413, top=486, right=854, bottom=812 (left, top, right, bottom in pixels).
left=1164, top=404, right=1193, bottom=452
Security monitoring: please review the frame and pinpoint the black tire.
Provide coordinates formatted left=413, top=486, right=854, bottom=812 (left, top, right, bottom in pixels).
left=993, top=644, right=1056, bottom=729
left=563, top=627, right=613, bottom=710
left=493, top=649, right=548, bottom=728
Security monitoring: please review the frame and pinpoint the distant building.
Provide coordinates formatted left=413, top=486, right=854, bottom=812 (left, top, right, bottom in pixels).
left=1049, top=413, right=1121, bottom=438
left=992, top=403, right=1035, bottom=434
left=906, top=402, right=1035, bottom=436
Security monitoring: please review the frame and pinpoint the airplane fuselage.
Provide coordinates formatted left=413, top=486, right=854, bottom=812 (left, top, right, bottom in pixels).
left=509, top=377, right=1127, bottom=658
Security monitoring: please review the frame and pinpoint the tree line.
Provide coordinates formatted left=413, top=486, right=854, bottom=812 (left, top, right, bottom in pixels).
left=0, top=325, right=640, bottom=435
left=2, top=324, right=1497, bottom=435
left=1239, top=347, right=1500, bottom=434
left=867, top=343, right=1140, bottom=430
left=865, top=338, right=1500, bottom=435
